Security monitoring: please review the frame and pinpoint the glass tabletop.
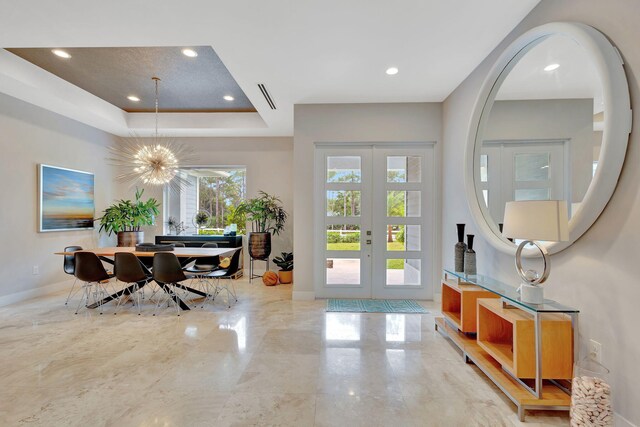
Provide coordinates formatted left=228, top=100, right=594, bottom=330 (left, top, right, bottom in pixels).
left=444, top=269, right=579, bottom=313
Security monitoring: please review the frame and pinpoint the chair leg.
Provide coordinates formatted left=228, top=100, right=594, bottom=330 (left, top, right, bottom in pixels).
left=153, top=284, right=181, bottom=316
left=134, top=281, right=147, bottom=315
left=114, top=280, right=125, bottom=314
left=74, top=283, right=89, bottom=314
left=152, top=283, right=170, bottom=316
left=96, top=283, right=108, bottom=315
left=64, top=278, right=79, bottom=305
left=215, top=278, right=234, bottom=309
left=135, top=284, right=143, bottom=315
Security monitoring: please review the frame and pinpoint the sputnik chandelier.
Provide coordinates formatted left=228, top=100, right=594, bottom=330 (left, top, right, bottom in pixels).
left=110, top=77, right=191, bottom=192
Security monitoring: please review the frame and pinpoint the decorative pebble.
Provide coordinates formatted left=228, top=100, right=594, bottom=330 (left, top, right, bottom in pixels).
left=571, top=376, right=613, bottom=426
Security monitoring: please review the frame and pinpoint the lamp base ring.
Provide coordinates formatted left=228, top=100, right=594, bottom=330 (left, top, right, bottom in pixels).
left=515, top=240, right=550, bottom=285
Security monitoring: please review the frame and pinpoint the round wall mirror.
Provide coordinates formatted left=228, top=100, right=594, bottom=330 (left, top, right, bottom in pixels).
left=465, top=22, right=632, bottom=255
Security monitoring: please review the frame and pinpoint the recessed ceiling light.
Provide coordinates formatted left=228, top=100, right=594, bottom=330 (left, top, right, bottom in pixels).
left=223, top=95, right=234, bottom=101
left=127, top=95, right=140, bottom=102
left=385, top=67, right=399, bottom=75
left=544, top=63, right=560, bottom=71
left=52, top=49, right=71, bottom=59
left=182, top=48, right=198, bottom=58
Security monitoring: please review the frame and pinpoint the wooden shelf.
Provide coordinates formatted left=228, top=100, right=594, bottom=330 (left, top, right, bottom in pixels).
left=441, top=277, right=499, bottom=333
left=442, top=310, right=462, bottom=329
left=435, top=317, right=571, bottom=408
left=479, top=340, right=513, bottom=368
left=477, top=298, right=573, bottom=380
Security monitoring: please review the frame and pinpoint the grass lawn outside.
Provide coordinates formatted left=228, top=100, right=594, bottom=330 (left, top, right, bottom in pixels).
left=327, top=241, right=406, bottom=269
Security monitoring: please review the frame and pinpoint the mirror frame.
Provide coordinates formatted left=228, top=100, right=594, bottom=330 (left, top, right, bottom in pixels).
left=465, top=22, right=632, bottom=256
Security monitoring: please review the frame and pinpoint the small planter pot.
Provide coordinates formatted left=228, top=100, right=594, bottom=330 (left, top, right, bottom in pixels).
left=278, top=270, right=293, bottom=284
left=117, top=231, right=144, bottom=247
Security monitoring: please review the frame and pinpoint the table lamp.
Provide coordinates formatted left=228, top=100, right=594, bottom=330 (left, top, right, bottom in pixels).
left=502, top=200, right=569, bottom=304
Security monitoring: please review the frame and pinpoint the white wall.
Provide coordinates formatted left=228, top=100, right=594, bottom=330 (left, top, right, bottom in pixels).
left=117, top=137, right=293, bottom=274
left=442, top=0, right=640, bottom=424
left=0, top=93, right=117, bottom=303
left=293, top=103, right=442, bottom=300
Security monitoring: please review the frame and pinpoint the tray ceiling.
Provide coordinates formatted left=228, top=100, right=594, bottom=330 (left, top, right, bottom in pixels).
left=0, top=1, right=542, bottom=137
left=5, top=46, right=256, bottom=113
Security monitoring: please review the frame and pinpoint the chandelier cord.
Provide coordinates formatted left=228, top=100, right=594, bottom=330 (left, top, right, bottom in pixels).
left=152, top=76, right=160, bottom=138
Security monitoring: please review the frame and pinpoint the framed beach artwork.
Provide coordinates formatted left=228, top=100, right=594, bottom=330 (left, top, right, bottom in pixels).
left=39, top=164, right=95, bottom=232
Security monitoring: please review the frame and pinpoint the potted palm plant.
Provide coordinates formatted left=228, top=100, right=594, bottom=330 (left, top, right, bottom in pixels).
left=272, top=252, right=293, bottom=284
left=97, top=188, right=160, bottom=246
left=236, top=191, right=287, bottom=261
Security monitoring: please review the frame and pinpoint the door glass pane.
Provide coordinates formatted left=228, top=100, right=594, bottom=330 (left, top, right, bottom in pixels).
left=326, top=258, right=360, bottom=285
left=387, top=156, right=421, bottom=183
left=386, top=259, right=421, bottom=286
left=515, top=153, right=550, bottom=182
left=387, top=191, right=420, bottom=217
left=327, top=225, right=361, bottom=251
left=515, top=188, right=550, bottom=201
left=386, top=225, right=420, bottom=251
left=480, top=154, right=488, bottom=182
left=327, top=156, right=361, bottom=183
left=482, top=190, right=489, bottom=207
left=327, top=191, right=361, bottom=216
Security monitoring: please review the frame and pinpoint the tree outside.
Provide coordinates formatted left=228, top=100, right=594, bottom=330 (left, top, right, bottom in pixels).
left=198, top=169, right=246, bottom=234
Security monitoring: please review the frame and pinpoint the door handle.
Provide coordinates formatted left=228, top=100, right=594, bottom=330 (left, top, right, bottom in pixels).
left=366, top=240, right=372, bottom=245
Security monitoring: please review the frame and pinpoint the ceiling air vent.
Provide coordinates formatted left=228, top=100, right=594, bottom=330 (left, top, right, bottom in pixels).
left=258, top=83, right=276, bottom=110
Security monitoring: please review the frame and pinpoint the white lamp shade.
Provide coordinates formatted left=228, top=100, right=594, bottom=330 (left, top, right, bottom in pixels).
left=502, top=200, right=569, bottom=242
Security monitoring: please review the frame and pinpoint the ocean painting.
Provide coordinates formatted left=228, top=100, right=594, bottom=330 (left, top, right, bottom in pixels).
left=39, top=164, right=95, bottom=232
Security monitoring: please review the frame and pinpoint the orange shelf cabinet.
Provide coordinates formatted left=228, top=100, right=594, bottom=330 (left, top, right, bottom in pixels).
left=476, top=298, right=573, bottom=380
left=441, top=272, right=499, bottom=333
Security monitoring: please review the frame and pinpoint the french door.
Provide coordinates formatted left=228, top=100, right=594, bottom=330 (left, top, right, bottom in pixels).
left=480, top=140, right=568, bottom=222
left=314, top=144, right=435, bottom=300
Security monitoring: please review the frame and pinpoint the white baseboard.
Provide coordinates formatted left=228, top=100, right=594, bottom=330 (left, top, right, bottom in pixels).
left=292, top=290, right=315, bottom=301
left=616, top=413, right=637, bottom=427
left=0, top=278, right=73, bottom=307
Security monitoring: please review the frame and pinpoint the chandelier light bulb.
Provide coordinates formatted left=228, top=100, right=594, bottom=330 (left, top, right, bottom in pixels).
left=109, top=77, right=192, bottom=192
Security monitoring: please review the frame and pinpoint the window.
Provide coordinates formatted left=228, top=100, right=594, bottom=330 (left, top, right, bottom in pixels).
left=164, top=167, right=246, bottom=235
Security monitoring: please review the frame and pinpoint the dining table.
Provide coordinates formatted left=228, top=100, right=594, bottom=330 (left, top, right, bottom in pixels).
left=55, top=246, right=236, bottom=311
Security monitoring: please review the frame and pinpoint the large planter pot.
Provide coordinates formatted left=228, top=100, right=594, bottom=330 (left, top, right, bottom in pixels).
left=278, top=270, right=293, bottom=284
left=117, top=231, right=144, bottom=247
left=249, top=232, right=271, bottom=260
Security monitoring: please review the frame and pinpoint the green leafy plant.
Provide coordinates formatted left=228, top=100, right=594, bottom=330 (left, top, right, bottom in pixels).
left=272, top=252, right=293, bottom=271
left=226, top=205, right=246, bottom=235
left=97, top=188, right=160, bottom=235
left=235, top=191, right=287, bottom=235
left=327, top=231, right=360, bottom=244
left=198, top=229, right=224, bottom=235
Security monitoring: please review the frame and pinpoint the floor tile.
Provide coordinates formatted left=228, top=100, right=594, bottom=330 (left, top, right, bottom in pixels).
left=0, top=279, right=570, bottom=425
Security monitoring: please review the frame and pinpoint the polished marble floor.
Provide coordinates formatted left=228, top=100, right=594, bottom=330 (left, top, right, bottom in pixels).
left=0, top=278, right=569, bottom=426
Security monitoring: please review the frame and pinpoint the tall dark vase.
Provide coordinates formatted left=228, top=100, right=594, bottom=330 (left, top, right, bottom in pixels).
left=249, top=232, right=272, bottom=260
left=454, top=224, right=467, bottom=272
left=464, top=234, right=476, bottom=275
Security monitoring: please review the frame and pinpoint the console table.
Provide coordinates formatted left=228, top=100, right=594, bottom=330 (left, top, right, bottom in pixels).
left=435, top=269, right=579, bottom=422
left=155, top=235, right=244, bottom=278
left=155, top=234, right=243, bottom=248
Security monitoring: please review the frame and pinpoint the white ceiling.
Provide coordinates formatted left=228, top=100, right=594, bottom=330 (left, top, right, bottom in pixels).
left=0, top=0, right=541, bottom=137
left=496, top=34, right=603, bottom=111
